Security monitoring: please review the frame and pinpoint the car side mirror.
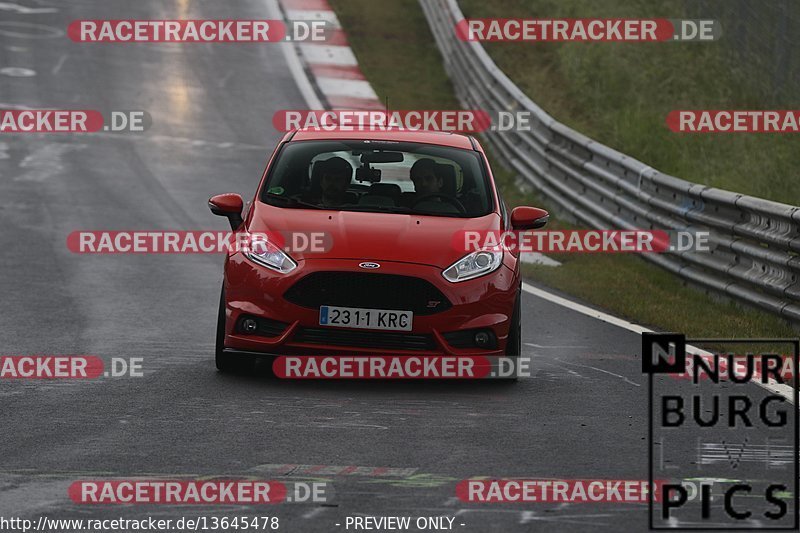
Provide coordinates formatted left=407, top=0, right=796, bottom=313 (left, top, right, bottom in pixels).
left=510, top=206, right=549, bottom=230
left=208, top=193, right=244, bottom=230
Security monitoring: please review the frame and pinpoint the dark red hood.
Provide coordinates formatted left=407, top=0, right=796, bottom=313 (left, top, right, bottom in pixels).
left=248, top=202, right=501, bottom=268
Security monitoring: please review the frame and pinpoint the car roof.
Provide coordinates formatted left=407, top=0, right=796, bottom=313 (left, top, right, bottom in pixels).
left=289, top=129, right=476, bottom=150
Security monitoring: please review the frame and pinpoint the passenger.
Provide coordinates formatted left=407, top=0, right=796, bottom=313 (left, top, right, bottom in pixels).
left=409, top=158, right=443, bottom=196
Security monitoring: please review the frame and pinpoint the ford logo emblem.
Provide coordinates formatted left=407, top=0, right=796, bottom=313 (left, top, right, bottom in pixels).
left=359, top=262, right=380, bottom=269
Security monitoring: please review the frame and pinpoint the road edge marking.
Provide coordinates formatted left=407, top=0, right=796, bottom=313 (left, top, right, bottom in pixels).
left=522, top=282, right=795, bottom=404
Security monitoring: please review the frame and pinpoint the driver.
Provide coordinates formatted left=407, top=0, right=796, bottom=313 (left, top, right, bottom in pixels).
left=316, top=156, right=353, bottom=207
left=409, top=158, right=443, bottom=196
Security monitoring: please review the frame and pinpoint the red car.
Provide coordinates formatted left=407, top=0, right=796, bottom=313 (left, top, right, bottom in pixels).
left=208, top=129, right=548, bottom=374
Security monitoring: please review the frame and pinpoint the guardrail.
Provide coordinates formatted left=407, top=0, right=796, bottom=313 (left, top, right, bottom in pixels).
left=420, top=0, right=800, bottom=322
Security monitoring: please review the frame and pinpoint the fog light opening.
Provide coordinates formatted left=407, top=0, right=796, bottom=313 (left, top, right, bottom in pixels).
left=474, top=331, right=491, bottom=347
left=242, top=318, right=258, bottom=333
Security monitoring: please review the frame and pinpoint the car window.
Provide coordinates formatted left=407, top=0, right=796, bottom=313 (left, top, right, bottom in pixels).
left=260, top=140, right=493, bottom=218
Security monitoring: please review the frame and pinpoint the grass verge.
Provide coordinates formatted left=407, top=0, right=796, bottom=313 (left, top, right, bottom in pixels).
left=457, top=0, right=800, bottom=204
left=329, top=0, right=796, bottom=338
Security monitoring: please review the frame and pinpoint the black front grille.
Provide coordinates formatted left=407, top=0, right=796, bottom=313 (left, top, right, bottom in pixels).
left=294, top=327, right=436, bottom=351
left=284, top=272, right=451, bottom=316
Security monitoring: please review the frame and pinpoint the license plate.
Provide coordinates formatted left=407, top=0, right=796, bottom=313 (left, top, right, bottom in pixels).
left=319, top=306, right=413, bottom=331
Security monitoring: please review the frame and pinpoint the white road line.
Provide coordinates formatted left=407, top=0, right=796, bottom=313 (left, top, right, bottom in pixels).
left=51, top=53, right=67, bottom=75
left=540, top=360, right=584, bottom=379
left=286, top=9, right=341, bottom=28
left=14, top=143, right=86, bottom=183
left=299, top=44, right=357, bottom=66
left=302, top=507, right=327, bottom=520
left=519, top=252, right=561, bottom=267
left=524, top=343, right=589, bottom=349
left=0, top=2, right=57, bottom=14
left=522, top=282, right=796, bottom=404
left=553, top=357, right=641, bottom=387
left=522, top=283, right=651, bottom=334
left=0, top=66, right=35, bottom=77
left=0, top=21, right=64, bottom=39
left=316, top=76, right=378, bottom=99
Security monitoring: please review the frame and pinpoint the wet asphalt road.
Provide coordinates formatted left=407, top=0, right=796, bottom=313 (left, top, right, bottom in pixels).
left=0, top=1, right=795, bottom=531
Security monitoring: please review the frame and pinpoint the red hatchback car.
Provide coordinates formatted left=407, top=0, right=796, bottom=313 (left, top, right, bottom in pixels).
left=209, top=129, right=548, bottom=373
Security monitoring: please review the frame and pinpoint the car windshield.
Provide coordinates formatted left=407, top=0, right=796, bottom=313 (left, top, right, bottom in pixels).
left=259, top=139, right=493, bottom=218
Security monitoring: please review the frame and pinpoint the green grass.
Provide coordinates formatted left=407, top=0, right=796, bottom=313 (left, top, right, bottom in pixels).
left=329, top=0, right=460, bottom=110
left=459, top=0, right=800, bottom=203
left=522, top=256, right=793, bottom=339
left=329, top=0, right=797, bottom=338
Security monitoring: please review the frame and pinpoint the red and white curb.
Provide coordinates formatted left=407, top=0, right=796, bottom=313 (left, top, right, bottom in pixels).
left=277, top=0, right=382, bottom=110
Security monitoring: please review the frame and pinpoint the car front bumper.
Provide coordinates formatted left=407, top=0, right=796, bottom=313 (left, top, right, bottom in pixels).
left=222, top=254, right=519, bottom=357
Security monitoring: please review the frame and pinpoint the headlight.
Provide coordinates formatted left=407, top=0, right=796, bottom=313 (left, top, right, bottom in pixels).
left=442, top=250, right=503, bottom=282
left=244, top=234, right=297, bottom=274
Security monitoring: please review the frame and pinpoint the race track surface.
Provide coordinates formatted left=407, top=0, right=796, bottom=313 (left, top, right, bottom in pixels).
left=0, top=1, right=793, bottom=531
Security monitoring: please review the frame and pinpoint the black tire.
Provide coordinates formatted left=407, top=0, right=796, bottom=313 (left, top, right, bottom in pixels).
left=500, top=288, right=522, bottom=381
left=215, top=284, right=237, bottom=372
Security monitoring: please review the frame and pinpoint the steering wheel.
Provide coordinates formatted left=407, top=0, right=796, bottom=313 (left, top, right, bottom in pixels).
left=411, top=193, right=466, bottom=214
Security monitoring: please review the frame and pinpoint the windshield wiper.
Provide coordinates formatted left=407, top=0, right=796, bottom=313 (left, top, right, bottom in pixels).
left=409, top=208, right=469, bottom=218
left=264, top=193, right=323, bottom=209
left=339, top=205, right=414, bottom=214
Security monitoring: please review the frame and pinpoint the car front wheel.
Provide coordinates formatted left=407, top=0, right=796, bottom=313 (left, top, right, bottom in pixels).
left=215, top=285, right=238, bottom=372
left=499, top=288, right=522, bottom=381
